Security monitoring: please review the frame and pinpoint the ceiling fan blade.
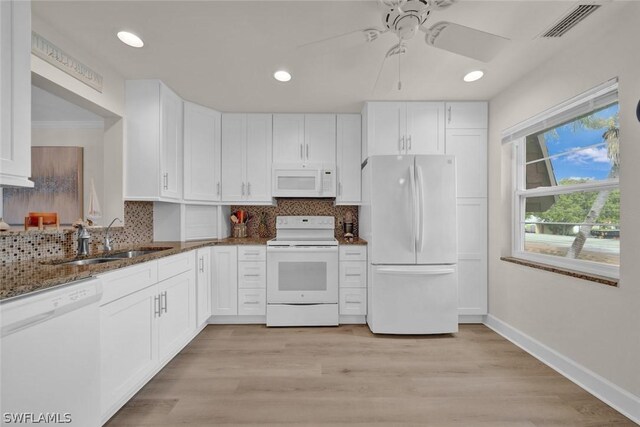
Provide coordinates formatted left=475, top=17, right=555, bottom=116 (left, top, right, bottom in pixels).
left=297, top=28, right=387, bottom=49
left=424, top=21, right=509, bottom=62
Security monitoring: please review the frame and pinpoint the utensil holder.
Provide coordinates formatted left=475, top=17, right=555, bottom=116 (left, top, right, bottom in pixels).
left=232, top=223, right=247, bottom=238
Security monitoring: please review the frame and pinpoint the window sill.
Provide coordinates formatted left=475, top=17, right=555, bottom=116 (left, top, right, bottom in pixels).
left=500, top=257, right=618, bottom=287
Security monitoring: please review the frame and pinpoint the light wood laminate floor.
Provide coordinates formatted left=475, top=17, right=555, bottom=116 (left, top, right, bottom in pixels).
left=105, top=324, right=635, bottom=426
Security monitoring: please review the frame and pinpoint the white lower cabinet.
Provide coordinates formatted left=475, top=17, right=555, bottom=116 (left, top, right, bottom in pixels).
left=196, top=247, right=212, bottom=326
left=212, top=246, right=238, bottom=315
left=237, top=246, right=266, bottom=316
left=99, top=252, right=197, bottom=422
left=238, top=289, right=266, bottom=315
left=100, top=284, right=158, bottom=418
left=339, top=245, right=367, bottom=317
left=339, top=288, right=367, bottom=316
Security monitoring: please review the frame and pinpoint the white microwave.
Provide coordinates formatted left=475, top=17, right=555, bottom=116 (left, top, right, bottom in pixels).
left=272, top=163, right=336, bottom=198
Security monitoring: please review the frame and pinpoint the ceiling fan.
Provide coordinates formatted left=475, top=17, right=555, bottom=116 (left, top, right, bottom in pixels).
left=300, top=0, right=510, bottom=90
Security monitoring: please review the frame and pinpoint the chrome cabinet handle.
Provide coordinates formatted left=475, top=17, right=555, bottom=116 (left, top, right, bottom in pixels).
left=163, top=173, right=169, bottom=190
left=338, top=182, right=342, bottom=196
left=199, top=256, right=204, bottom=272
left=217, top=182, right=220, bottom=196
left=447, top=105, right=452, bottom=124
left=345, top=273, right=362, bottom=277
left=247, top=182, right=251, bottom=196
left=300, top=144, right=303, bottom=159
left=407, top=135, right=412, bottom=151
left=306, top=144, right=309, bottom=159
left=243, top=274, right=261, bottom=277
left=244, top=301, right=260, bottom=305
left=161, top=291, right=168, bottom=314
left=241, top=182, right=245, bottom=196
left=154, top=295, right=161, bottom=317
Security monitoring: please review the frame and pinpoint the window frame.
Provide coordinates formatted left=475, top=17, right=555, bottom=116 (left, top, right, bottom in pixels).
left=506, top=80, right=620, bottom=280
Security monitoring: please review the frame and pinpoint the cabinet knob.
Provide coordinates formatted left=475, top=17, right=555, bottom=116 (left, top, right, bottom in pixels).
left=447, top=106, right=452, bottom=124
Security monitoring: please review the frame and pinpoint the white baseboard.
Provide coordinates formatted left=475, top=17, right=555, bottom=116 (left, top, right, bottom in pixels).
left=208, top=315, right=267, bottom=324
left=339, top=315, right=366, bottom=324
left=459, top=314, right=486, bottom=324
left=484, top=315, right=640, bottom=424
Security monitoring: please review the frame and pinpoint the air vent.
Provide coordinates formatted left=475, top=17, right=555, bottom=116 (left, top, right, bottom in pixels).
left=541, top=4, right=601, bottom=38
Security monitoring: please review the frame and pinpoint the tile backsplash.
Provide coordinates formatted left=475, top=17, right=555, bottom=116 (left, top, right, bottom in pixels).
left=0, top=201, right=153, bottom=264
left=231, top=199, right=358, bottom=239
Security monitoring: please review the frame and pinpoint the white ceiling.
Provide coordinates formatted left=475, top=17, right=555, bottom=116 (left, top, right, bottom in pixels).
left=31, top=1, right=627, bottom=113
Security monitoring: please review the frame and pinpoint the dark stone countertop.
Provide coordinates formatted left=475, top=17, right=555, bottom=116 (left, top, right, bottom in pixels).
left=1, top=237, right=367, bottom=301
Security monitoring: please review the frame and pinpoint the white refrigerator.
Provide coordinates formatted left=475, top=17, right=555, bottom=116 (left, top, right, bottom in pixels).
left=360, top=155, right=458, bottom=334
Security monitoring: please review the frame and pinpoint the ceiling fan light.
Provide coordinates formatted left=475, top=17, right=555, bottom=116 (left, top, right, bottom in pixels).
left=117, top=31, right=144, bottom=48
left=463, top=70, right=484, bottom=82
left=274, top=70, right=292, bottom=82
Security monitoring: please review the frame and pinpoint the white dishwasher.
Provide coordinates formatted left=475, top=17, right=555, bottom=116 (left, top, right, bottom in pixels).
left=1, top=277, right=103, bottom=426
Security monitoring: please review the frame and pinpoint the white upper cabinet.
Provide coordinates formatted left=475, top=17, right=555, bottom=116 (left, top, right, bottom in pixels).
left=445, top=102, right=488, bottom=129
left=183, top=102, right=221, bottom=202
left=304, top=114, right=336, bottom=164
left=273, top=114, right=336, bottom=165
left=405, top=102, right=445, bottom=155
left=336, top=114, right=361, bottom=204
left=0, top=0, right=32, bottom=188
left=125, top=80, right=184, bottom=202
left=362, top=102, right=444, bottom=159
left=221, top=113, right=272, bottom=204
left=272, top=114, right=304, bottom=163
left=444, top=102, right=488, bottom=198
left=445, top=129, right=487, bottom=198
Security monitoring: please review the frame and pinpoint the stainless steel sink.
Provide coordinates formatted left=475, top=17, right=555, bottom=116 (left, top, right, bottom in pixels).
left=103, top=248, right=170, bottom=259
left=56, top=258, right=119, bottom=266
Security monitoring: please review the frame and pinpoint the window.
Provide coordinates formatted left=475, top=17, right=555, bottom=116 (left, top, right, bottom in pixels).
left=504, top=80, right=620, bottom=279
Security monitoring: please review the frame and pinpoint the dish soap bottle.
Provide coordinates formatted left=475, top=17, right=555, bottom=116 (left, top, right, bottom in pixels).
left=258, top=212, right=269, bottom=238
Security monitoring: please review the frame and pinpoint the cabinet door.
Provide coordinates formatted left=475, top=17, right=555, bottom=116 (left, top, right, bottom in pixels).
left=238, top=289, right=266, bottom=316
left=245, top=114, right=273, bottom=202
left=445, top=128, right=487, bottom=198
left=221, top=114, right=246, bottom=202
left=100, top=285, right=158, bottom=415
left=0, top=0, right=32, bottom=187
left=305, top=114, right=336, bottom=164
left=365, top=102, right=404, bottom=156
left=212, top=246, right=238, bottom=315
left=273, top=114, right=305, bottom=163
left=160, top=85, right=183, bottom=200
left=184, top=102, right=221, bottom=201
left=157, top=270, right=196, bottom=361
left=336, top=114, right=361, bottom=204
left=446, top=102, right=488, bottom=129
left=405, top=102, right=445, bottom=154
left=456, top=198, right=487, bottom=315
left=196, top=248, right=212, bottom=326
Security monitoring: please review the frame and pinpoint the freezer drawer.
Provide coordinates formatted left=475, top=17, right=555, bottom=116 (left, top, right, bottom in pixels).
left=368, top=264, right=458, bottom=334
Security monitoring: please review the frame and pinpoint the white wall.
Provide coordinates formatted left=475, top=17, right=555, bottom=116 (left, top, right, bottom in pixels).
left=488, top=1, right=640, bottom=401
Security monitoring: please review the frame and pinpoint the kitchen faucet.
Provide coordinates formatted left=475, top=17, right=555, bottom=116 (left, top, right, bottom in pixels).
left=103, top=217, right=122, bottom=252
left=76, top=224, right=90, bottom=256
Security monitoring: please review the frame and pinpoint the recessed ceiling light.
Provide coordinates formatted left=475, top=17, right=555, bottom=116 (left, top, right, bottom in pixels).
left=117, top=31, right=144, bottom=48
left=274, top=70, right=292, bottom=82
left=463, top=70, right=484, bottom=83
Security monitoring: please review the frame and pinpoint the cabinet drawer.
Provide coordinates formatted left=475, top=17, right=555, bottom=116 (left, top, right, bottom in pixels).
left=99, top=261, right=158, bottom=306
left=339, top=261, right=367, bottom=288
left=158, top=251, right=194, bottom=282
left=339, top=288, right=367, bottom=316
left=238, top=289, right=266, bottom=315
left=238, top=262, right=266, bottom=289
left=238, top=246, right=266, bottom=261
left=339, top=245, right=366, bottom=261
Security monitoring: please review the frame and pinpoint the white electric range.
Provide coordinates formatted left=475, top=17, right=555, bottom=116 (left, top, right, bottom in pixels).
left=266, top=216, right=339, bottom=326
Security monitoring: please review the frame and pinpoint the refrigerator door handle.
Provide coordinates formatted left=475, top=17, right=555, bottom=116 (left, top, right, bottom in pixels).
left=409, top=164, right=418, bottom=252
left=376, top=266, right=455, bottom=275
left=415, top=165, right=425, bottom=252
